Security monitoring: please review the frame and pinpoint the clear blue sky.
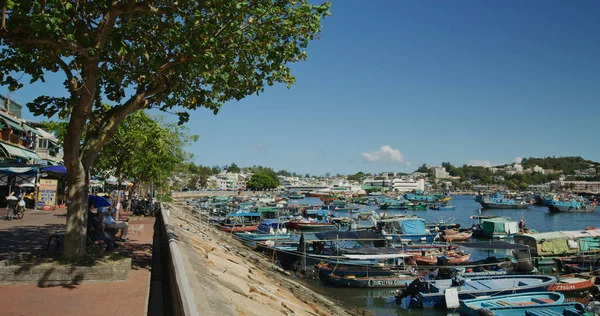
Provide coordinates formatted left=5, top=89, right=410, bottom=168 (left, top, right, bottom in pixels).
left=2, top=0, right=599, bottom=175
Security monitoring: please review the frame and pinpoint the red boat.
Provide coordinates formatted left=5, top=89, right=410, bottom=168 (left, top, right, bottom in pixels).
left=219, top=225, right=258, bottom=233
left=546, top=274, right=596, bottom=293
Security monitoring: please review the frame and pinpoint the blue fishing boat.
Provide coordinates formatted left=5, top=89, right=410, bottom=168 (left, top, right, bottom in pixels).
left=476, top=192, right=531, bottom=209
left=465, top=302, right=586, bottom=316
left=459, top=292, right=565, bottom=316
left=257, top=219, right=288, bottom=233
left=398, top=274, right=557, bottom=309
left=545, top=196, right=597, bottom=213
left=404, top=191, right=451, bottom=204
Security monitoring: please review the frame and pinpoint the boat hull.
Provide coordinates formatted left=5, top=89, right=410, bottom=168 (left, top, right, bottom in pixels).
left=546, top=274, right=596, bottom=293
left=459, top=291, right=565, bottom=316
left=440, top=231, right=472, bottom=242
left=327, top=274, right=416, bottom=288
left=480, top=202, right=530, bottom=209
left=219, top=225, right=258, bottom=233
left=548, top=204, right=596, bottom=213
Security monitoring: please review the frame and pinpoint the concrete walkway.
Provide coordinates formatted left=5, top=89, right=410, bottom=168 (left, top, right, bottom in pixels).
left=0, top=207, right=155, bottom=316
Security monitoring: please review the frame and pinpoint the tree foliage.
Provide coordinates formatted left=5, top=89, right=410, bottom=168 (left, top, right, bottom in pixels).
left=226, top=163, right=241, bottom=173
left=521, top=156, right=596, bottom=175
left=0, top=0, right=329, bottom=260
left=246, top=171, right=280, bottom=191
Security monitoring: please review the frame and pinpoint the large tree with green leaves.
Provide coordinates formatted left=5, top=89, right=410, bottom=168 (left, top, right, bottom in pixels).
left=1, top=1, right=330, bottom=260
left=246, top=171, right=280, bottom=191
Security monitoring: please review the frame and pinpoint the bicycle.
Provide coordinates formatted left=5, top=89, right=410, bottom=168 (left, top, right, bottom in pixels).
left=6, top=198, right=25, bottom=220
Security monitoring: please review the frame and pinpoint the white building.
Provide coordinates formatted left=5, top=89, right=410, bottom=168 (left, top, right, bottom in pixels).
left=392, top=178, right=425, bottom=192
left=432, top=166, right=448, bottom=179
left=533, top=165, right=543, bottom=173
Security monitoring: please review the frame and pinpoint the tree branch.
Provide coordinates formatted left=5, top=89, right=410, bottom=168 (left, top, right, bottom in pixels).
left=80, top=83, right=167, bottom=167
left=56, top=58, right=80, bottom=93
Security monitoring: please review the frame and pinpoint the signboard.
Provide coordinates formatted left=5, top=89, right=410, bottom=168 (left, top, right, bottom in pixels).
left=38, top=179, right=58, bottom=207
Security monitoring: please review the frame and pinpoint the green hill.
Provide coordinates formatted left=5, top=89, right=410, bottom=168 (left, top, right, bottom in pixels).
left=521, top=156, right=598, bottom=175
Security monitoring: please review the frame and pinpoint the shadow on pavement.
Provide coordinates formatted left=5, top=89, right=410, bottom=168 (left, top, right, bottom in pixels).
left=0, top=223, right=65, bottom=261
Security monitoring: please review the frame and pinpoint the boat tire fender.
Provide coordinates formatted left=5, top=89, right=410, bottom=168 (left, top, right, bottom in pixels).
left=368, top=279, right=374, bottom=287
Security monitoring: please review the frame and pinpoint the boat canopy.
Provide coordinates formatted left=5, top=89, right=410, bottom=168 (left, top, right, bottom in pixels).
left=342, top=253, right=413, bottom=260
left=459, top=241, right=530, bottom=250
left=520, top=230, right=600, bottom=241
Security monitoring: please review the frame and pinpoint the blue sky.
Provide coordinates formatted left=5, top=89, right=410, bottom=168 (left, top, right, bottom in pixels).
left=2, top=0, right=600, bottom=175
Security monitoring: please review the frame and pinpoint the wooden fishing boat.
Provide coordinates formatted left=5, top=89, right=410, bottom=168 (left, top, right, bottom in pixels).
left=218, top=225, right=258, bottom=233
left=459, top=291, right=565, bottom=316
left=546, top=273, right=596, bottom=293
left=413, top=252, right=471, bottom=265
left=398, top=275, right=558, bottom=309
left=327, top=273, right=416, bottom=288
left=464, top=302, right=586, bottom=316
left=441, top=231, right=473, bottom=242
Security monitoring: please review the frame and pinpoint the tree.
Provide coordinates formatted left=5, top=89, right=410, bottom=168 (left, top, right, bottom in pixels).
left=246, top=172, right=280, bottom=191
left=226, top=163, right=241, bottom=174
left=519, top=182, right=528, bottom=191
left=1, top=1, right=330, bottom=260
left=198, top=167, right=211, bottom=188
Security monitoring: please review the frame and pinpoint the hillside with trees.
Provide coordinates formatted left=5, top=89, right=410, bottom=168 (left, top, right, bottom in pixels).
left=521, top=156, right=598, bottom=175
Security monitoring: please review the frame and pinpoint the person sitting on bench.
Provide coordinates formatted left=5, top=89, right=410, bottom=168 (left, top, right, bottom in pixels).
left=99, top=204, right=129, bottom=242
left=87, top=201, right=115, bottom=251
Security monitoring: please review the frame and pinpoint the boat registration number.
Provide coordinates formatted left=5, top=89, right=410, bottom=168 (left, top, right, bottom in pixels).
left=375, top=280, right=402, bottom=286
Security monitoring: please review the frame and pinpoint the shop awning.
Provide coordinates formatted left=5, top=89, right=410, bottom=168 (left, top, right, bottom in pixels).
left=1, top=118, right=23, bottom=132
left=0, top=142, right=41, bottom=161
left=0, top=167, right=36, bottom=173
left=21, top=124, right=39, bottom=134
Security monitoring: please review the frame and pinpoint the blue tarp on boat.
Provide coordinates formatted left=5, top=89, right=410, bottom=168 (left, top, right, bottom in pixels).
left=401, top=219, right=425, bottom=235
left=314, top=230, right=383, bottom=241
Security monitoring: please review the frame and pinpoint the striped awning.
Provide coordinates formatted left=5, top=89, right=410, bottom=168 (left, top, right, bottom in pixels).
left=0, top=142, right=41, bottom=161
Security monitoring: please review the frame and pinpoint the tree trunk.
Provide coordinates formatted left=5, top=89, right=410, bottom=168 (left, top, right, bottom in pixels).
left=116, top=172, right=122, bottom=220
left=61, top=62, right=97, bottom=261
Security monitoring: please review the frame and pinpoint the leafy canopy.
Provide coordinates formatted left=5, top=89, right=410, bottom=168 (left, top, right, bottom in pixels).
left=246, top=171, right=280, bottom=190
left=1, top=0, right=331, bottom=125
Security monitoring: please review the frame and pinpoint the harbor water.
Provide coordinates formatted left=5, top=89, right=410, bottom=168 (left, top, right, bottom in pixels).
left=287, top=195, right=600, bottom=315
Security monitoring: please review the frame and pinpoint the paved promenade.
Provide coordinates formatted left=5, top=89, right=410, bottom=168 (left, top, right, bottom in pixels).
left=0, top=206, right=154, bottom=316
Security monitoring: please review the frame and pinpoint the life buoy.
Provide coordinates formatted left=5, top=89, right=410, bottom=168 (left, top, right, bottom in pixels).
left=368, top=279, right=374, bottom=287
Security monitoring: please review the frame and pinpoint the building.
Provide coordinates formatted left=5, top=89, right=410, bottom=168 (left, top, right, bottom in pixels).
left=363, top=178, right=393, bottom=188
left=0, top=96, right=42, bottom=165
left=431, top=166, right=448, bottom=179
left=555, top=181, right=600, bottom=192
left=392, top=178, right=425, bottom=192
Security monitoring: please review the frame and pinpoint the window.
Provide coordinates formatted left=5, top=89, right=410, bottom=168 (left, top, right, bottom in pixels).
left=38, top=139, right=48, bottom=149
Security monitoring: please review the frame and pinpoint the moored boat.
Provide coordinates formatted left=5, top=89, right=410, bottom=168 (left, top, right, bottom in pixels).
left=398, top=274, right=558, bottom=309
left=546, top=197, right=597, bottom=213
left=477, top=192, right=530, bottom=209
left=413, top=252, right=471, bottom=265
left=463, top=302, right=586, bottom=316
left=459, top=291, right=565, bottom=316
left=546, top=273, right=596, bottom=293
left=327, top=273, right=416, bottom=288
left=440, top=231, right=472, bottom=242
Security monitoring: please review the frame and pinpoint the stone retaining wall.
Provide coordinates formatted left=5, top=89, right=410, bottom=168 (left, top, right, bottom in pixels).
left=0, top=253, right=131, bottom=285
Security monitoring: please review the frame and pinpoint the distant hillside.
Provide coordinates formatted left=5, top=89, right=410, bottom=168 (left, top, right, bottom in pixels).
left=521, top=156, right=598, bottom=175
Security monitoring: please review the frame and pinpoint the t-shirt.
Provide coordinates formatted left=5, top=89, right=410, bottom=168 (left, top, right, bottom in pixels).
left=99, top=207, right=116, bottom=226
left=11, top=186, right=24, bottom=198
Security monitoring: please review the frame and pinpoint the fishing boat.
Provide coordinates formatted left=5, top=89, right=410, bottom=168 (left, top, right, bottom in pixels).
left=440, top=231, right=472, bottom=242
left=378, top=216, right=438, bottom=243
left=476, top=192, right=530, bottom=209
left=296, top=222, right=337, bottom=231
left=327, top=273, right=416, bottom=288
left=398, top=274, right=557, bottom=309
left=546, top=273, right=596, bottom=293
left=429, top=204, right=455, bottom=211
left=463, top=302, right=586, bottom=316
left=406, top=202, right=428, bottom=210
left=404, top=191, right=451, bottom=204
left=546, top=197, right=597, bottom=213
left=459, top=291, right=565, bottom=316
left=413, top=252, right=471, bottom=265
left=288, top=193, right=305, bottom=199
